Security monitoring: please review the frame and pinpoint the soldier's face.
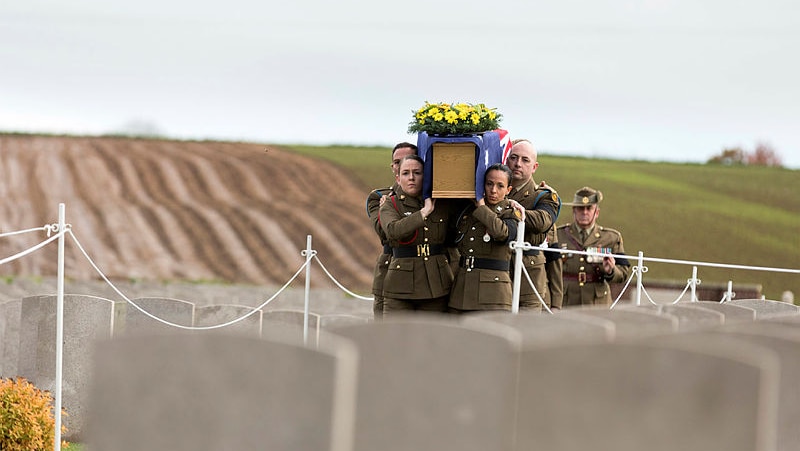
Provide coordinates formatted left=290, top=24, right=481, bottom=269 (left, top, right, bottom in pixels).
left=391, top=147, right=417, bottom=177
left=573, top=205, right=599, bottom=228
left=484, top=169, right=512, bottom=206
left=398, top=159, right=423, bottom=197
left=506, top=144, right=539, bottom=184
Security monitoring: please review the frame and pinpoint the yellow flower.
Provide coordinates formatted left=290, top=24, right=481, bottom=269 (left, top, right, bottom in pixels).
left=407, top=101, right=502, bottom=135
left=470, top=113, right=480, bottom=124
left=444, top=110, right=458, bottom=124
left=433, top=112, right=444, bottom=121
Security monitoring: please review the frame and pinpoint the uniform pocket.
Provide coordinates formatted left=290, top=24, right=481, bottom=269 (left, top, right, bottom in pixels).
left=477, top=271, right=512, bottom=306
left=384, top=258, right=415, bottom=295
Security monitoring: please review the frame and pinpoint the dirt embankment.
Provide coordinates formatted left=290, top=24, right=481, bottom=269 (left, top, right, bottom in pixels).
left=0, top=135, right=378, bottom=292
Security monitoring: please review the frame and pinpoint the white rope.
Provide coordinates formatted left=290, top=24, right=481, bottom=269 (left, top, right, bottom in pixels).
left=519, top=263, right=552, bottom=314
left=670, top=280, right=695, bottom=305
left=609, top=269, right=638, bottom=309
left=0, top=224, right=61, bottom=239
left=515, top=241, right=800, bottom=275
left=312, top=254, right=373, bottom=301
left=0, top=228, right=64, bottom=265
left=68, top=229, right=309, bottom=330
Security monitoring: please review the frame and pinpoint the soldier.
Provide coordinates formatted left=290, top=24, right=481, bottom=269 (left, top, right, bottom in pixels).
left=449, top=164, right=523, bottom=312
left=379, top=155, right=456, bottom=313
left=506, top=139, right=562, bottom=311
left=366, top=142, right=417, bottom=318
left=557, top=186, right=631, bottom=306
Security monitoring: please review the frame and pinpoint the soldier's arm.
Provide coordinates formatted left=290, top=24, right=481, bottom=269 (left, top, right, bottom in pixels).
left=367, top=189, right=387, bottom=237
left=545, top=231, right=563, bottom=308
left=524, top=190, right=560, bottom=234
left=379, top=199, right=425, bottom=242
left=472, top=205, right=518, bottom=243
left=603, top=232, right=631, bottom=283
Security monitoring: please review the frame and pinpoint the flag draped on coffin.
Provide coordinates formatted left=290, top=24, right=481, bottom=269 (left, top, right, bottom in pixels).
left=416, top=129, right=511, bottom=200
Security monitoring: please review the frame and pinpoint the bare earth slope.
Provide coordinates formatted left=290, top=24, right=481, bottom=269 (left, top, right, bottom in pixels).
left=0, top=135, right=376, bottom=291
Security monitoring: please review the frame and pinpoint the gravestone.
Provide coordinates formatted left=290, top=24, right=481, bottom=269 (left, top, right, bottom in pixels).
left=689, top=300, right=757, bottom=323
left=0, top=299, right=21, bottom=377
left=87, top=332, right=358, bottom=451
left=329, top=315, right=522, bottom=451
left=560, top=306, right=679, bottom=339
left=660, top=304, right=724, bottom=331
left=120, top=297, right=195, bottom=335
left=17, top=294, right=120, bottom=441
left=319, top=313, right=371, bottom=330
left=726, top=299, right=800, bottom=319
left=676, top=323, right=800, bottom=451
left=515, top=338, right=780, bottom=451
left=462, top=310, right=615, bottom=346
left=263, top=309, right=321, bottom=345
left=194, top=304, right=262, bottom=336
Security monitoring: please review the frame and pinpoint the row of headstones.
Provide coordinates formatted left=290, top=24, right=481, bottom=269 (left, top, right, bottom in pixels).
left=4, top=295, right=800, bottom=450
left=85, top=298, right=800, bottom=451
left=0, top=294, right=372, bottom=440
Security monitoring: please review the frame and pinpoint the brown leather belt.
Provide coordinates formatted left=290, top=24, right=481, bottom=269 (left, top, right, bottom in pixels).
left=563, top=272, right=602, bottom=284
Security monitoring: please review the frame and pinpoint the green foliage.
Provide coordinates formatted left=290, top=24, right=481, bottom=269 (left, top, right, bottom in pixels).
left=287, top=145, right=799, bottom=301
left=0, top=377, right=68, bottom=451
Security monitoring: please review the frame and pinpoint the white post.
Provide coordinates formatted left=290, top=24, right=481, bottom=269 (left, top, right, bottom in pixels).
left=54, top=203, right=65, bottom=451
left=302, top=235, right=313, bottom=345
left=726, top=280, right=733, bottom=303
left=511, top=219, right=525, bottom=314
left=635, top=251, right=644, bottom=306
left=690, top=266, right=698, bottom=302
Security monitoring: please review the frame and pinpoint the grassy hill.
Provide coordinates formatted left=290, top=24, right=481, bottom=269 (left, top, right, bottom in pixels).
left=288, top=144, right=800, bottom=302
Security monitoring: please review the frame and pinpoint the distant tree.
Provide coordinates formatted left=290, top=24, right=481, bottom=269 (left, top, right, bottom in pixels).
left=747, top=142, right=783, bottom=167
left=707, top=147, right=746, bottom=165
left=707, top=142, right=784, bottom=167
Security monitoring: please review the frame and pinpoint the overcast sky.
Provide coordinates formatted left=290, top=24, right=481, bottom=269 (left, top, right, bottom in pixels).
left=2, top=0, right=799, bottom=168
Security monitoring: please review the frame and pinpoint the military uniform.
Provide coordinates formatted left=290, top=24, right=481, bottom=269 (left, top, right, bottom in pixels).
left=508, top=177, right=561, bottom=311
left=557, top=187, right=631, bottom=306
left=379, top=189, right=456, bottom=312
left=448, top=200, right=520, bottom=312
left=366, top=184, right=398, bottom=317
left=542, top=227, right=564, bottom=309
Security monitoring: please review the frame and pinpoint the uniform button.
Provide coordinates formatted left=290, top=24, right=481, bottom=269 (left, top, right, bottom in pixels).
left=579, top=266, right=585, bottom=271
left=395, top=265, right=400, bottom=269
left=580, top=257, right=585, bottom=262
left=424, top=238, right=429, bottom=242
left=494, top=277, right=499, bottom=281
left=471, top=226, right=476, bottom=230
left=468, top=249, right=474, bottom=253
left=469, top=237, right=474, bottom=241
left=424, top=227, right=429, bottom=231
left=424, top=257, right=428, bottom=261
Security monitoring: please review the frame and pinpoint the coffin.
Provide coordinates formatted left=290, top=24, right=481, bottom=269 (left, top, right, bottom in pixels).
left=417, top=130, right=510, bottom=200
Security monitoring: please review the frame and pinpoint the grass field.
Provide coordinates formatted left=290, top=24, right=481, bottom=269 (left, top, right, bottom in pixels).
left=288, top=144, right=799, bottom=302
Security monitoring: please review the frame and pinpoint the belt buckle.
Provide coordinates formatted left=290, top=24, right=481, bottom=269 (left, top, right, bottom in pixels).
left=416, top=244, right=430, bottom=257
left=466, top=256, right=475, bottom=271
left=578, top=271, right=587, bottom=285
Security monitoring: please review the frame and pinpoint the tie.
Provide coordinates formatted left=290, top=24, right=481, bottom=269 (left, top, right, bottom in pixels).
left=580, top=230, right=588, bottom=243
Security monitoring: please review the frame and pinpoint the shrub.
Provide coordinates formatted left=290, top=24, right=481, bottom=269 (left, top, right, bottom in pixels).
left=0, top=377, right=67, bottom=450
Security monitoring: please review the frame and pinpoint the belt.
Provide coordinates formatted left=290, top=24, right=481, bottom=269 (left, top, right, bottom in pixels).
left=459, top=256, right=510, bottom=271
left=563, top=272, right=602, bottom=284
left=382, top=244, right=392, bottom=255
left=393, top=243, right=445, bottom=258
left=523, top=249, right=540, bottom=256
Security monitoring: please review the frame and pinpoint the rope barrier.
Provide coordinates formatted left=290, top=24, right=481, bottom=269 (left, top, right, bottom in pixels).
left=67, top=229, right=309, bottom=330
left=312, top=254, right=373, bottom=301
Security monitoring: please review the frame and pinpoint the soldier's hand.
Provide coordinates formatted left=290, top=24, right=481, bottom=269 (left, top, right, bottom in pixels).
left=538, top=180, right=556, bottom=192
left=603, top=256, right=616, bottom=275
left=379, top=194, right=388, bottom=206
left=508, top=199, right=525, bottom=216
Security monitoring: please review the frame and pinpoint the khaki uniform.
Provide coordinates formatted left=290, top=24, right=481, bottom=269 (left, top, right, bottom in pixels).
left=379, top=189, right=456, bottom=312
left=508, top=178, right=562, bottom=310
left=543, top=227, right=564, bottom=309
left=557, top=222, right=631, bottom=306
left=448, top=200, right=520, bottom=312
left=366, top=184, right=397, bottom=317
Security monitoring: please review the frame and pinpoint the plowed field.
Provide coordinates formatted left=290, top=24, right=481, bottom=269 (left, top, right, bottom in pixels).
left=0, top=135, right=377, bottom=292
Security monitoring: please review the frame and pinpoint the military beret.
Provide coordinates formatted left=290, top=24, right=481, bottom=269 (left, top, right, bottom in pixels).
left=564, top=186, right=603, bottom=206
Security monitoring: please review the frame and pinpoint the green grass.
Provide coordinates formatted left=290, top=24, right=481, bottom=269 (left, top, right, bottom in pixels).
left=285, top=144, right=800, bottom=301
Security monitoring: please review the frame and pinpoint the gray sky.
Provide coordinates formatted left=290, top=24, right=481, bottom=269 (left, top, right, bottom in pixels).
left=2, top=0, right=799, bottom=167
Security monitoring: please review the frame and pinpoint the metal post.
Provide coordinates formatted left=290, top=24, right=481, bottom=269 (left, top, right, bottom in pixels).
left=54, top=203, right=65, bottom=451
left=635, top=251, right=644, bottom=306
left=302, top=235, right=313, bottom=345
left=511, top=219, right=525, bottom=314
left=690, top=266, right=698, bottom=302
left=726, top=280, right=733, bottom=303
